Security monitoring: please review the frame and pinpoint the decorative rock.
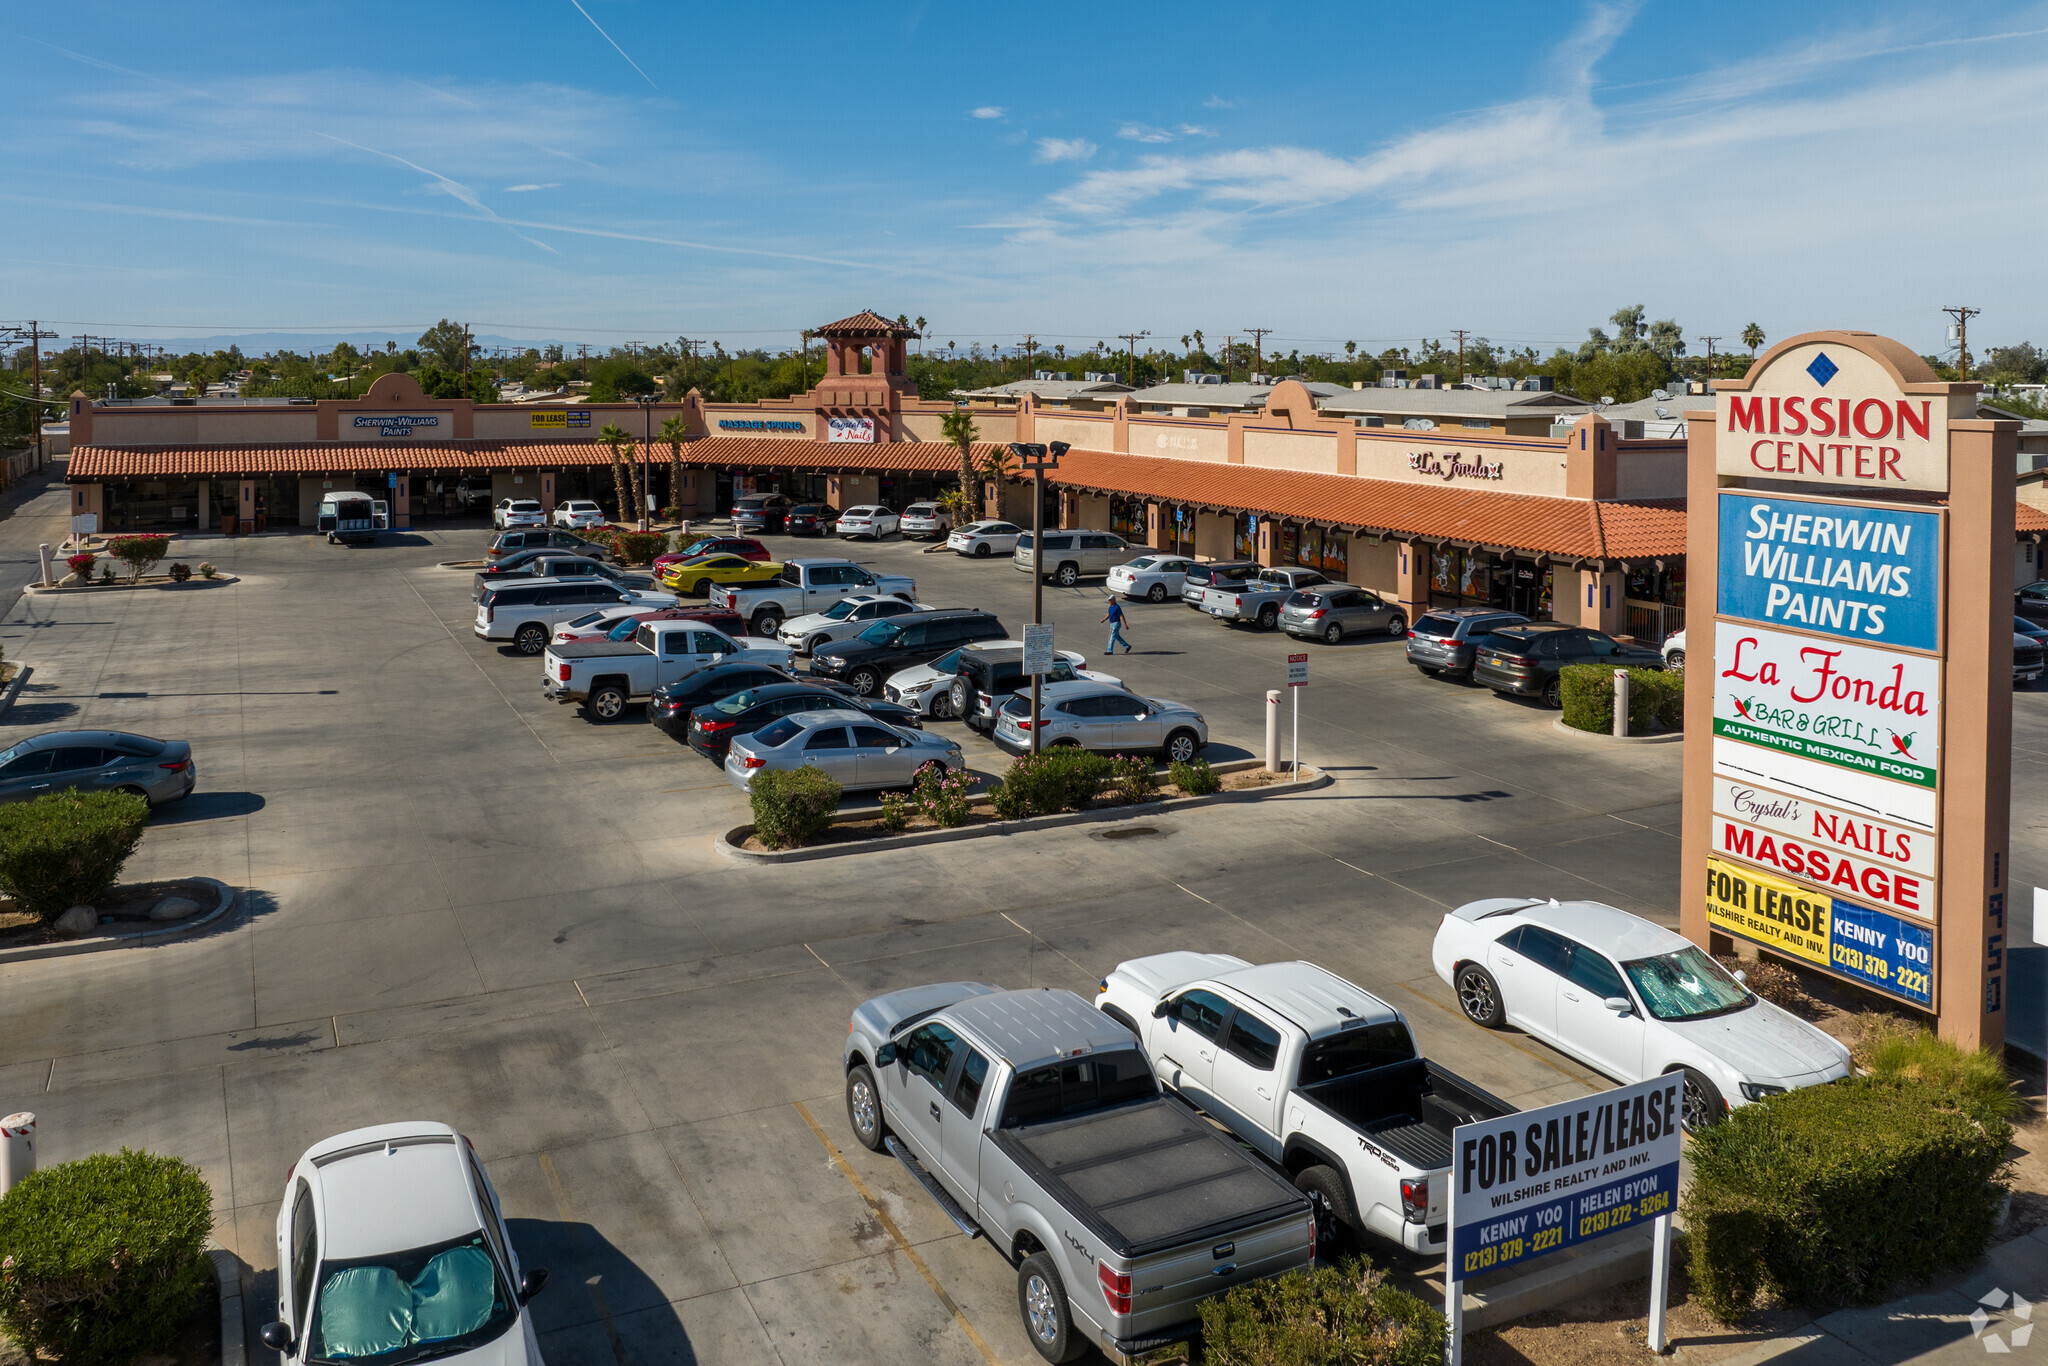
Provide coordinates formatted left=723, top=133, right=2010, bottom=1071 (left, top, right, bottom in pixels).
left=52, top=905, right=100, bottom=937
left=150, top=896, right=202, bottom=922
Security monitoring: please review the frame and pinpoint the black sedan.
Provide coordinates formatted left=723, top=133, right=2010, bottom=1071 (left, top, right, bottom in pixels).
left=686, top=683, right=921, bottom=760
left=785, top=504, right=840, bottom=536
left=648, top=662, right=797, bottom=738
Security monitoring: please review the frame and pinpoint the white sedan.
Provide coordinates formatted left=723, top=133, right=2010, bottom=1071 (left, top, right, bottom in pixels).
left=900, top=503, right=952, bottom=539
left=551, top=604, right=652, bottom=645
left=492, top=498, right=545, bottom=529
left=836, top=506, right=900, bottom=539
left=262, top=1121, right=549, bottom=1366
left=551, top=498, right=606, bottom=529
left=1107, top=554, right=1195, bottom=603
left=883, top=644, right=1115, bottom=719
left=1431, top=897, right=1851, bottom=1131
left=778, top=594, right=922, bottom=654
left=946, top=520, right=1024, bottom=557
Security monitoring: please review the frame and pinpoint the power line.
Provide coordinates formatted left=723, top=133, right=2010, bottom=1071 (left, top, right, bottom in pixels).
left=1244, top=327, right=1271, bottom=375
left=1452, top=329, right=1469, bottom=382
left=1116, top=331, right=1150, bottom=387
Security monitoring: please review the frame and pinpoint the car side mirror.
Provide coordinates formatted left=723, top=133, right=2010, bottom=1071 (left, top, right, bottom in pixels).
left=1603, top=997, right=1633, bottom=1015
left=875, top=1042, right=898, bottom=1066
left=259, top=1322, right=295, bottom=1353
left=518, top=1268, right=550, bottom=1303
left=1151, top=1000, right=1170, bottom=1018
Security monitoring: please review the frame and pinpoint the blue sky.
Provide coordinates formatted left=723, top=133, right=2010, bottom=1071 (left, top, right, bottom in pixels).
left=7, top=1, right=2048, bottom=360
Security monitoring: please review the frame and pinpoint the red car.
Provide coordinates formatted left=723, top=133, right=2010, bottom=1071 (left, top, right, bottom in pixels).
left=651, top=536, right=769, bottom=576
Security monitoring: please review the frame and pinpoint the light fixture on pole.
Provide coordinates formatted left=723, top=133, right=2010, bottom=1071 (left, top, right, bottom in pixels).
left=1008, top=440, right=1069, bottom=755
left=635, top=393, right=659, bottom=531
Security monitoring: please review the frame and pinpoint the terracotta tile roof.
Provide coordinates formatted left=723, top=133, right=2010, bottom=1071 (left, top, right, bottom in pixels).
left=67, top=437, right=992, bottom=481
left=813, top=310, right=919, bottom=338
left=2019, top=503, right=2048, bottom=533
left=1047, top=449, right=1689, bottom=560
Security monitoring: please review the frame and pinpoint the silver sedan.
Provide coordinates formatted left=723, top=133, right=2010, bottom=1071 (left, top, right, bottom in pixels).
left=0, top=730, right=196, bottom=807
left=724, top=709, right=963, bottom=792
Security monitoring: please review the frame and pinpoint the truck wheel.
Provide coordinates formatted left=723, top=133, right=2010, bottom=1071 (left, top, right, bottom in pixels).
left=1017, top=1253, right=1084, bottom=1364
left=752, top=609, right=782, bottom=636
left=849, top=667, right=881, bottom=697
left=1678, top=1067, right=1727, bottom=1134
left=1257, top=604, right=1279, bottom=630
left=514, top=624, right=548, bottom=655
left=1455, top=964, right=1506, bottom=1028
left=845, top=1064, right=887, bottom=1152
left=949, top=678, right=972, bottom=717
left=588, top=685, right=629, bottom=722
left=1294, top=1165, right=1357, bottom=1255
left=1055, top=562, right=1079, bottom=587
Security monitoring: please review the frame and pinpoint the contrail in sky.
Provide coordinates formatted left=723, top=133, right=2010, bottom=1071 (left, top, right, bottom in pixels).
left=567, top=0, right=658, bottom=89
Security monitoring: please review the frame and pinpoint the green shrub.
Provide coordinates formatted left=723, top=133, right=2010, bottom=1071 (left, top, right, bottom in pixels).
left=1682, top=1075, right=2011, bottom=1321
left=1859, top=1024, right=2026, bottom=1127
left=107, top=534, right=170, bottom=582
left=748, top=765, right=842, bottom=848
left=1107, top=754, right=1159, bottom=804
left=913, top=764, right=975, bottom=827
left=0, top=1148, right=214, bottom=1364
left=1559, top=664, right=1677, bottom=734
left=1197, top=1256, right=1444, bottom=1366
left=1170, top=756, right=1222, bottom=795
left=879, top=791, right=910, bottom=831
left=990, top=747, right=1113, bottom=818
left=607, top=530, right=669, bottom=565
left=0, top=790, right=149, bottom=922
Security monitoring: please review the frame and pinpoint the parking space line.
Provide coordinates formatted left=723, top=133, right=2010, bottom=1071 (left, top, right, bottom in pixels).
left=791, top=1101, right=1004, bottom=1366
left=537, top=1151, right=629, bottom=1364
left=1392, top=980, right=1603, bottom=1086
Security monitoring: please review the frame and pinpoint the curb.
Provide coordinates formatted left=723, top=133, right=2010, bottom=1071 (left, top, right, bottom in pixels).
left=1550, top=716, right=1684, bottom=745
left=717, top=760, right=1329, bottom=863
left=22, top=574, right=239, bottom=596
left=208, top=1246, right=246, bottom=1366
left=0, top=877, right=238, bottom=965
left=0, top=664, right=31, bottom=722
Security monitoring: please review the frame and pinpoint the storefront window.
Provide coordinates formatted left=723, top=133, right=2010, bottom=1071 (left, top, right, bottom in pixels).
left=1321, top=531, right=1347, bottom=579
left=1430, top=548, right=1457, bottom=596
left=1459, top=553, right=1489, bottom=598
left=1297, top=524, right=1322, bottom=570
left=1109, top=496, right=1145, bottom=540
left=1280, top=522, right=1299, bottom=565
left=1233, top=515, right=1255, bottom=559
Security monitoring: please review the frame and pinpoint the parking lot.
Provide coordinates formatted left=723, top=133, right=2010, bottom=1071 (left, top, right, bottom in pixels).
left=2, top=492, right=2042, bottom=1364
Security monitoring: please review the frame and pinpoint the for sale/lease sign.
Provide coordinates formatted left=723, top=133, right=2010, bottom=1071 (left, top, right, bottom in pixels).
left=1712, top=621, right=1940, bottom=789
left=1716, top=494, right=1941, bottom=653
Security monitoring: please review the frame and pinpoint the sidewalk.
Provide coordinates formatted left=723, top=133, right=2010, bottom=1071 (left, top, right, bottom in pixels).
left=1698, top=1223, right=2048, bottom=1365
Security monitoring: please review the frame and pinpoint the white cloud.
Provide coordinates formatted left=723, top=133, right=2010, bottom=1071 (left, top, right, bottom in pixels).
left=1201, top=95, right=1237, bottom=110
left=970, top=106, right=1005, bottom=119
left=1178, top=124, right=1216, bottom=137
left=1034, top=137, right=1097, bottom=163
left=1118, top=122, right=1173, bottom=143
left=503, top=183, right=558, bottom=192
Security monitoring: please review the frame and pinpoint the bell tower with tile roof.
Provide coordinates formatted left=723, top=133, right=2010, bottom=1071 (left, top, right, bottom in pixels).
left=809, top=310, right=921, bottom=439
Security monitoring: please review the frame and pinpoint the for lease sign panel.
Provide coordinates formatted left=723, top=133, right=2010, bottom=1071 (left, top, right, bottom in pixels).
left=1448, top=1077, right=1681, bottom=1284
left=1712, top=621, right=1940, bottom=789
left=1704, top=856, right=1831, bottom=966
left=1716, top=494, right=1941, bottom=653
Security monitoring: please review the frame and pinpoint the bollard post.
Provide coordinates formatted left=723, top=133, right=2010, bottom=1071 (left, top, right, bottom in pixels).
left=1265, top=690, right=1281, bottom=773
left=37, top=543, right=52, bottom=588
left=1, top=1112, right=35, bottom=1193
left=1613, top=668, right=1630, bottom=738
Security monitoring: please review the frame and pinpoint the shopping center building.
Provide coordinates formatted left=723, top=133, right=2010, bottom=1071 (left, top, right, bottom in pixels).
left=66, top=306, right=2048, bottom=642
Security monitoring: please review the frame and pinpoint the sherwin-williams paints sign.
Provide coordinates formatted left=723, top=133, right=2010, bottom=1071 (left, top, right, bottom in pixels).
left=1713, top=621, right=1939, bottom=789
left=1716, top=494, right=1941, bottom=652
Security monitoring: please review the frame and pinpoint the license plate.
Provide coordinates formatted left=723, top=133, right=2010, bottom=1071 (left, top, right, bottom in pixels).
left=2026, top=671, right=2042, bottom=681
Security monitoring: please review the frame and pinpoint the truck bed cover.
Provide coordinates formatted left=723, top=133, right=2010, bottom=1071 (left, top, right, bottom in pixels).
left=990, top=1098, right=1307, bottom=1259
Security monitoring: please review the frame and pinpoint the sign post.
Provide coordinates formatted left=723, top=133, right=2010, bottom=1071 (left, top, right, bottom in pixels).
left=1445, top=1077, right=1684, bottom=1366
left=1286, top=654, right=1307, bottom=777
left=1682, top=331, right=2013, bottom=1047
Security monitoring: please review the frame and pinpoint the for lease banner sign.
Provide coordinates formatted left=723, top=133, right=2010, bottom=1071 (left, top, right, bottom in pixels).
left=1448, top=1077, right=1681, bottom=1284
left=1712, top=621, right=1940, bottom=789
left=1704, top=856, right=1831, bottom=966
left=1716, top=494, right=1940, bottom=652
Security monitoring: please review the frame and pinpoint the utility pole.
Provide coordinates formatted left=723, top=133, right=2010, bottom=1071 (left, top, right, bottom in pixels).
left=461, top=324, right=472, bottom=396
left=1021, top=334, right=1038, bottom=374
left=1243, top=327, right=1272, bottom=378
left=1222, top=334, right=1235, bottom=383
left=1696, top=335, right=1720, bottom=382
left=1010, top=441, right=1069, bottom=756
left=1942, top=306, right=1981, bottom=380
left=1452, top=329, right=1469, bottom=382
left=1117, top=331, right=1150, bottom=387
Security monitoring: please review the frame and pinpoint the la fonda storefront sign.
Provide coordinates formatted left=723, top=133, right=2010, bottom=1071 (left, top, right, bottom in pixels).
left=1715, top=335, right=1971, bottom=492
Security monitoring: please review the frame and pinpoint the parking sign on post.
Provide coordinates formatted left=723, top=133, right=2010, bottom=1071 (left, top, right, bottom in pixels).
left=1286, top=654, right=1308, bottom=687
left=1022, top=623, right=1055, bottom=676
left=1285, top=654, right=1307, bottom=777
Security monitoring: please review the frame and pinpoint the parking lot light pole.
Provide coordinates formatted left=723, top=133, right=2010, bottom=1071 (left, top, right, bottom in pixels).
left=635, top=395, right=658, bottom=532
left=1009, top=441, right=1068, bottom=755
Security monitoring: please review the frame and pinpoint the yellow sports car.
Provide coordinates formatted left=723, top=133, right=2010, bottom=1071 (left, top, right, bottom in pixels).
left=660, top=554, right=782, bottom=597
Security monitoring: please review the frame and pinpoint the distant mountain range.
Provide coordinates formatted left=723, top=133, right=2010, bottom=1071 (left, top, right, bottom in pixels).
left=118, top=330, right=567, bottom=358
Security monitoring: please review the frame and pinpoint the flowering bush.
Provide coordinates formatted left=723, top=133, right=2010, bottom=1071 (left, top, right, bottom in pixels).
left=65, top=553, right=95, bottom=577
left=197, top=562, right=218, bottom=579
left=168, top=562, right=192, bottom=582
left=914, top=764, right=975, bottom=828
left=879, top=791, right=911, bottom=832
left=1107, top=754, right=1159, bottom=803
left=108, top=534, right=170, bottom=582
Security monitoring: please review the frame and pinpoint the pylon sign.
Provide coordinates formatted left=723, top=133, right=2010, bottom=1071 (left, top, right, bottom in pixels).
left=1683, top=332, right=2013, bottom=1045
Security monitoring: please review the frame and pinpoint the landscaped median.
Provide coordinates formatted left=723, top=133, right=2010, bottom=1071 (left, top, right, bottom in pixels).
left=717, top=754, right=1329, bottom=862
left=1553, top=662, right=1684, bottom=742
left=27, top=538, right=233, bottom=594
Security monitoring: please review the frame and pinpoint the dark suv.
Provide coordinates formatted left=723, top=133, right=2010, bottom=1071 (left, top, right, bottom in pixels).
left=1472, top=622, right=1664, bottom=708
left=488, top=528, right=607, bottom=560
left=951, top=647, right=1094, bottom=732
left=1181, top=560, right=1257, bottom=607
left=730, top=495, right=793, bottom=534
left=1407, top=608, right=1530, bottom=681
left=809, top=609, right=1008, bottom=696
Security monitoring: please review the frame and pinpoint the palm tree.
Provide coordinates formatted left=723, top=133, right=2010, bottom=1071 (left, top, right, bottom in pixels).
left=940, top=408, right=980, bottom=518
left=598, top=422, right=632, bottom=524
left=1345, top=340, right=1357, bottom=361
left=1180, top=334, right=1191, bottom=355
left=1742, top=322, right=1765, bottom=358
left=915, top=317, right=928, bottom=354
left=660, top=414, right=689, bottom=517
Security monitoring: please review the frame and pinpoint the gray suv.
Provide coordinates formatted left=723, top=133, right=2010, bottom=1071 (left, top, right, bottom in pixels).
left=1405, top=608, right=1530, bottom=680
left=1011, top=530, right=1131, bottom=586
left=1280, top=585, right=1407, bottom=644
left=991, top=679, right=1207, bottom=761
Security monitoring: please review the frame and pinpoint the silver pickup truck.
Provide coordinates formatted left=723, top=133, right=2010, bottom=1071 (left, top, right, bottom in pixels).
left=1191, top=566, right=1330, bottom=630
left=844, top=983, right=1315, bottom=1365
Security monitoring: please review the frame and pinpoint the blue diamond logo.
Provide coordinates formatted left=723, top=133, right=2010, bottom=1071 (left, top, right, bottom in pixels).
left=1806, top=352, right=1839, bottom=387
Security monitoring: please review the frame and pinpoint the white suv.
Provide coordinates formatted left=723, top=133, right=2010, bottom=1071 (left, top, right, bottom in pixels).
left=475, top=578, right=654, bottom=654
left=263, top=1122, right=549, bottom=1366
left=552, top=498, right=605, bottom=529
left=493, top=498, right=545, bottom=529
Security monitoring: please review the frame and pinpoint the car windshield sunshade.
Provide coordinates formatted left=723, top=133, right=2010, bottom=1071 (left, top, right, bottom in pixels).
left=312, top=1241, right=503, bottom=1363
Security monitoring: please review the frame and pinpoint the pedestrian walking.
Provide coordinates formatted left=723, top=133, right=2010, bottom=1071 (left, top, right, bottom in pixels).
left=1103, top=597, right=1133, bottom=654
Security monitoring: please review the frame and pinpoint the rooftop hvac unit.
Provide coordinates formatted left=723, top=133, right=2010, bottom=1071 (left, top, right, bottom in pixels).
left=1414, top=374, right=1439, bottom=389
left=1522, top=376, right=1555, bottom=391
left=1404, top=417, right=1437, bottom=430
left=1248, top=372, right=1273, bottom=385
left=1033, top=370, right=1057, bottom=381
left=1357, top=415, right=1384, bottom=427
left=1084, top=371, right=1115, bottom=383
left=1196, top=373, right=1223, bottom=385
left=1384, top=369, right=1407, bottom=381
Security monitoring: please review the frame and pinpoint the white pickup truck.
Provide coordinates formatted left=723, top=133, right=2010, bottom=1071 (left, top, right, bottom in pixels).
left=1097, top=953, right=1515, bottom=1256
left=845, top=982, right=1315, bottom=1366
left=1190, top=566, right=1329, bottom=630
left=711, top=557, right=916, bottom=637
left=542, top=620, right=791, bottom=721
